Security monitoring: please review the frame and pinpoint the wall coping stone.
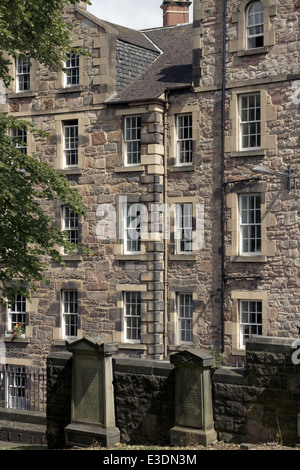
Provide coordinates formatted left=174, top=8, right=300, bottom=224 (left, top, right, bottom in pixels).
left=113, top=357, right=174, bottom=377
left=213, top=367, right=248, bottom=385
left=246, top=336, right=297, bottom=353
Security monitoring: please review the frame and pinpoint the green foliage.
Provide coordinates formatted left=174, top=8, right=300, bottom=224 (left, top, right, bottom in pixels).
left=210, top=345, right=228, bottom=368
left=0, top=115, right=86, bottom=304
left=0, top=1, right=90, bottom=304
left=0, top=0, right=91, bottom=86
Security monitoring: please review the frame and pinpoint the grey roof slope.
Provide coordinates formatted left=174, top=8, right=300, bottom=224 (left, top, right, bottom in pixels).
left=109, top=23, right=193, bottom=103
left=74, top=6, right=193, bottom=104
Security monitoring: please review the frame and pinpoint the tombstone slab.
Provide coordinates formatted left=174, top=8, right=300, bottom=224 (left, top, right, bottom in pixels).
left=64, top=337, right=120, bottom=448
left=170, top=349, right=217, bottom=446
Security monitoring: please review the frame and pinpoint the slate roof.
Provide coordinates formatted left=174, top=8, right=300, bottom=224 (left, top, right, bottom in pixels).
left=110, top=23, right=193, bottom=103
left=75, top=6, right=193, bottom=104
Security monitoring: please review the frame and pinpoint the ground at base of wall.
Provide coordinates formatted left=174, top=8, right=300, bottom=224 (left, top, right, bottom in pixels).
left=0, top=441, right=299, bottom=451
left=96, top=441, right=299, bottom=451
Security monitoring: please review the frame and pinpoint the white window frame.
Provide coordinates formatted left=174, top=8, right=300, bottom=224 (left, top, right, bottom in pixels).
left=177, top=293, right=193, bottom=345
left=16, top=56, right=30, bottom=92
left=62, top=207, right=79, bottom=253
left=124, top=204, right=141, bottom=254
left=6, top=366, right=27, bottom=410
left=124, top=116, right=141, bottom=166
left=63, top=120, right=79, bottom=168
left=64, top=52, right=80, bottom=87
left=124, top=291, right=141, bottom=343
left=61, top=290, right=78, bottom=339
left=8, top=294, right=26, bottom=337
left=246, top=1, right=264, bottom=50
left=10, top=127, right=27, bottom=154
left=176, top=114, right=193, bottom=165
left=239, top=299, right=263, bottom=348
left=239, top=93, right=261, bottom=150
left=176, top=203, right=193, bottom=254
left=239, top=194, right=261, bottom=256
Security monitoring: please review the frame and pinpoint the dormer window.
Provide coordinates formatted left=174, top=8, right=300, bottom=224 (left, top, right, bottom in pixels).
left=246, top=1, right=264, bottom=49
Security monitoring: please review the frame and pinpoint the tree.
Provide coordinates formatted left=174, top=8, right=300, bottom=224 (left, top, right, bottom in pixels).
left=0, top=0, right=90, bottom=305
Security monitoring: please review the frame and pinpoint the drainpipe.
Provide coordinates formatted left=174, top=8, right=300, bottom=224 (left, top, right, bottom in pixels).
left=221, top=0, right=227, bottom=354
left=162, top=85, right=192, bottom=357
left=163, top=95, right=170, bottom=358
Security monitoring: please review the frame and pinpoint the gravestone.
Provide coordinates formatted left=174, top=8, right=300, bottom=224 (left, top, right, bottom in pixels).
left=64, top=337, right=120, bottom=448
left=170, top=349, right=217, bottom=446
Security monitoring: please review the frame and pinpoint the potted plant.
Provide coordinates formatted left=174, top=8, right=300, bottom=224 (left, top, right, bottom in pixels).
left=11, top=323, right=25, bottom=337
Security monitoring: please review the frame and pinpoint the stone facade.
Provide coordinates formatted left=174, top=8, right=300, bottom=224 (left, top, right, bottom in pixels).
left=0, top=0, right=299, bottom=383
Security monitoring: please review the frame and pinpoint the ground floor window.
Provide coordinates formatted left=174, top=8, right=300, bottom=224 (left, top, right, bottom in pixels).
left=6, top=366, right=27, bottom=410
left=240, top=299, right=262, bottom=348
left=177, top=293, right=193, bottom=344
left=62, top=290, right=78, bottom=338
left=124, top=291, right=141, bottom=343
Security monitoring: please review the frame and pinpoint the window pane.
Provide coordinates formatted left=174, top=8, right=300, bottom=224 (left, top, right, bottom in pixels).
left=177, top=114, right=193, bottom=164
left=240, top=194, right=261, bottom=255
left=124, top=292, right=141, bottom=342
left=240, top=300, right=263, bottom=348
left=178, top=293, right=193, bottom=344
left=125, top=116, right=141, bottom=165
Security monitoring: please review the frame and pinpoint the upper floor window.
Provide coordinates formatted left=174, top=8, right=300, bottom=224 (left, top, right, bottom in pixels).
left=10, top=127, right=27, bottom=154
left=63, top=120, right=78, bottom=168
left=8, top=294, right=26, bottom=336
left=124, top=291, right=141, bottom=343
left=239, top=93, right=261, bottom=150
left=63, top=206, right=79, bottom=253
left=16, top=56, right=30, bottom=92
left=176, top=203, right=193, bottom=254
left=239, top=194, right=261, bottom=255
left=65, top=53, right=80, bottom=86
left=124, top=116, right=141, bottom=166
left=246, top=1, right=264, bottom=50
left=61, top=290, right=78, bottom=339
left=124, top=203, right=141, bottom=254
left=177, top=114, right=192, bottom=165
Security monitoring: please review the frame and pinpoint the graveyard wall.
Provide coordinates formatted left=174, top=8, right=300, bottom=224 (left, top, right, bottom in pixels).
left=213, top=337, right=300, bottom=445
left=46, top=336, right=300, bottom=448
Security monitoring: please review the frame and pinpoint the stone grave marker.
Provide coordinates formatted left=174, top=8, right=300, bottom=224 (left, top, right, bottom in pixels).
left=170, top=348, right=217, bottom=446
left=64, top=337, right=120, bottom=448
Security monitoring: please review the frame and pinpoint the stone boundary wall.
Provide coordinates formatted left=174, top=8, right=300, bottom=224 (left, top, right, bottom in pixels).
left=46, top=336, right=300, bottom=448
left=213, top=337, right=300, bottom=445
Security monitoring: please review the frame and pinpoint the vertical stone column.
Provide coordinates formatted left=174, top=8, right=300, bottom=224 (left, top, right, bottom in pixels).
left=170, top=349, right=217, bottom=446
left=140, top=109, right=165, bottom=359
left=64, top=338, right=120, bottom=448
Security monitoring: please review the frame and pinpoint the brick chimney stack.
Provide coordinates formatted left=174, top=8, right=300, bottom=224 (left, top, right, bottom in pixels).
left=161, top=0, right=192, bottom=27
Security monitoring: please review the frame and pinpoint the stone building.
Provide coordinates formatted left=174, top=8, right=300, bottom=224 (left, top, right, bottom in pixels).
left=0, top=0, right=299, bottom=406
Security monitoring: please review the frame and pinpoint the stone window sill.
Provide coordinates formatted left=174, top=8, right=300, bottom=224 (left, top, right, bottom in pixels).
left=7, top=91, right=38, bottom=99
left=237, top=46, right=269, bottom=57
left=61, top=254, right=82, bottom=262
left=169, top=254, right=197, bottom=261
left=57, top=85, right=83, bottom=94
left=59, top=168, right=83, bottom=176
left=230, top=255, right=267, bottom=263
left=230, top=149, right=266, bottom=158
left=115, top=166, right=145, bottom=173
left=1, top=335, right=29, bottom=343
left=116, top=254, right=147, bottom=261
left=118, top=343, right=147, bottom=351
left=170, top=165, right=194, bottom=173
